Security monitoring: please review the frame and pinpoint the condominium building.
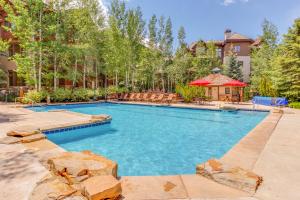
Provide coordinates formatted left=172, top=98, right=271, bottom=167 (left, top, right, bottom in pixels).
left=190, top=29, right=260, bottom=82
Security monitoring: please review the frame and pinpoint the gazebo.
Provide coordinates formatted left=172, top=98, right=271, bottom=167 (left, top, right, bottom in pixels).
left=190, top=74, right=247, bottom=102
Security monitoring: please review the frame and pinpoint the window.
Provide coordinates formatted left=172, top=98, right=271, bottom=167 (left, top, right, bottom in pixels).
left=225, top=87, right=230, bottom=94
left=233, top=45, right=241, bottom=52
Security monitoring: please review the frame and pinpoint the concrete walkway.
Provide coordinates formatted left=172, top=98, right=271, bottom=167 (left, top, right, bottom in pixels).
left=254, top=109, right=300, bottom=200
left=0, top=103, right=299, bottom=200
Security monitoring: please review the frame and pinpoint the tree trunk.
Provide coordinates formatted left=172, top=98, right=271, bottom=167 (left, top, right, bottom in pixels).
left=54, top=53, right=57, bottom=90
left=125, top=71, right=128, bottom=88
left=38, top=8, right=43, bottom=91
left=83, top=57, right=86, bottom=89
left=73, top=57, right=78, bottom=88
left=152, top=73, right=155, bottom=91
left=115, top=71, right=118, bottom=87
left=95, top=60, right=98, bottom=89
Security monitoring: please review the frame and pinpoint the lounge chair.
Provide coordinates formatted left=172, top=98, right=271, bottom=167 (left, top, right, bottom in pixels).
left=139, top=93, right=148, bottom=101
left=122, top=93, right=129, bottom=101
left=128, top=93, right=136, bottom=101
left=118, top=93, right=125, bottom=101
left=163, top=93, right=175, bottom=104
left=149, top=93, right=158, bottom=102
left=134, top=93, right=141, bottom=101
left=153, top=93, right=165, bottom=103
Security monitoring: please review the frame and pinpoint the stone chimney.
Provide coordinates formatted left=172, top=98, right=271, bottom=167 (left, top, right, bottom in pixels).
left=224, top=29, right=232, bottom=40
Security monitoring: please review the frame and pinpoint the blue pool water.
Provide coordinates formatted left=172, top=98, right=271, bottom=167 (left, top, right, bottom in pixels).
left=29, top=103, right=268, bottom=176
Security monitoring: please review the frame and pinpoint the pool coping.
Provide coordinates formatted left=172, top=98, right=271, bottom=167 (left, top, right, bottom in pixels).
left=18, top=102, right=282, bottom=199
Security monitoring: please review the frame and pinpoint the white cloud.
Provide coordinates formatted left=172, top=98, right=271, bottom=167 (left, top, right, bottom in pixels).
left=222, top=0, right=250, bottom=6
left=223, top=0, right=235, bottom=6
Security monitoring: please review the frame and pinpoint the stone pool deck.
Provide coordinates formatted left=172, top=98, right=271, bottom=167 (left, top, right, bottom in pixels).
left=0, top=102, right=299, bottom=200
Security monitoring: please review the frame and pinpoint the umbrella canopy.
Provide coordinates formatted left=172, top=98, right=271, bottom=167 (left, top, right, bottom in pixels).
left=223, top=80, right=247, bottom=87
left=189, top=79, right=211, bottom=86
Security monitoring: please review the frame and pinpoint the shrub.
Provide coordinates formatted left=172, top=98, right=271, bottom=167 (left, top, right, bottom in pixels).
left=22, top=90, right=47, bottom=104
left=51, top=88, right=72, bottom=102
left=175, top=84, right=206, bottom=103
left=243, top=86, right=251, bottom=101
left=106, top=86, right=129, bottom=96
left=98, top=88, right=106, bottom=98
left=289, top=102, right=300, bottom=109
left=71, top=88, right=90, bottom=102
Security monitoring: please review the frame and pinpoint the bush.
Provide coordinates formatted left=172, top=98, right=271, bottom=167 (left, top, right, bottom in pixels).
left=50, top=88, right=72, bottom=102
left=106, top=86, right=129, bottom=96
left=0, top=91, right=18, bottom=102
left=175, top=84, right=206, bottom=103
left=22, top=90, right=47, bottom=103
left=289, top=102, right=300, bottom=109
left=243, top=86, right=251, bottom=101
left=71, top=88, right=90, bottom=102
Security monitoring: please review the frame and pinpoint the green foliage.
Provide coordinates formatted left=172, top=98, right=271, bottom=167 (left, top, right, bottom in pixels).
left=22, top=90, right=48, bottom=103
left=273, top=18, right=300, bottom=102
left=175, top=84, right=206, bottom=103
left=2, top=0, right=298, bottom=100
left=0, top=68, right=7, bottom=86
left=0, top=39, right=9, bottom=52
left=225, top=53, right=243, bottom=81
left=106, top=86, right=128, bottom=95
left=251, top=19, right=278, bottom=97
left=289, top=102, right=300, bottom=109
left=50, top=88, right=72, bottom=102
left=178, top=26, right=186, bottom=48
left=243, top=86, right=251, bottom=101
left=71, top=89, right=90, bottom=102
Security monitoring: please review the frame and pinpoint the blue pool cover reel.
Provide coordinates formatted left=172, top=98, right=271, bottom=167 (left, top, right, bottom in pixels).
left=252, top=96, right=288, bottom=106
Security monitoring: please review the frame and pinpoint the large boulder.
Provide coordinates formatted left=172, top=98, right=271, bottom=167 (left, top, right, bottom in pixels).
left=81, top=175, right=121, bottom=200
left=0, top=136, right=21, bottom=144
left=90, top=115, right=112, bottom=123
left=196, top=159, right=263, bottom=194
left=20, top=133, right=46, bottom=143
left=30, top=175, right=77, bottom=200
left=7, top=125, right=41, bottom=137
left=48, top=151, right=118, bottom=185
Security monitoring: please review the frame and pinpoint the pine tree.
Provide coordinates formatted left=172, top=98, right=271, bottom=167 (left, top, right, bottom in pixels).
left=274, top=18, right=300, bottom=101
left=225, top=53, right=243, bottom=81
left=178, top=26, right=186, bottom=48
left=148, top=15, right=157, bottom=48
left=165, top=17, right=173, bottom=56
left=251, top=19, right=278, bottom=96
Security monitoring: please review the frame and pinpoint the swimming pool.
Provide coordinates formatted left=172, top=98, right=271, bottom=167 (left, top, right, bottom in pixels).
left=29, top=103, right=268, bottom=176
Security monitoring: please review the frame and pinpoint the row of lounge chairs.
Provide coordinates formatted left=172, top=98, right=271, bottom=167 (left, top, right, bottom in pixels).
left=118, top=93, right=177, bottom=104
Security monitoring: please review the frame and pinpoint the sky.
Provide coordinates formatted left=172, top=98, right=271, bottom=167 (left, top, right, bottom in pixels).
left=101, top=0, right=300, bottom=48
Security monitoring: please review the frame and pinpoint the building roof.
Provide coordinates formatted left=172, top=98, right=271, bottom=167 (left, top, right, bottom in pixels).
left=251, top=37, right=262, bottom=47
left=201, top=74, right=234, bottom=86
left=226, top=33, right=251, bottom=40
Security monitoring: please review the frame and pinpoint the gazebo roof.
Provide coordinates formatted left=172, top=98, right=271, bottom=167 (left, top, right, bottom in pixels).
left=201, top=74, right=234, bottom=86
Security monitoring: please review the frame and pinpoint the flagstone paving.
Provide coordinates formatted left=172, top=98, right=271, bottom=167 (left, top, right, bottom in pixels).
left=0, top=103, right=299, bottom=199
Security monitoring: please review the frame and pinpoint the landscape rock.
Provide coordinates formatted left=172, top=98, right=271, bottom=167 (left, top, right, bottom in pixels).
left=20, top=133, right=46, bottom=143
left=0, top=136, right=21, bottom=144
left=7, top=125, right=41, bottom=137
left=196, top=159, right=263, bottom=194
left=48, top=151, right=118, bottom=185
left=90, top=115, right=112, bottom=122
left=30, top=176, right=77, bottom=200
left=81, top=175, right=122, bottom=200
left=64, top=196, right=87, bottom=200
left=220, top=106, right=238, bottom=111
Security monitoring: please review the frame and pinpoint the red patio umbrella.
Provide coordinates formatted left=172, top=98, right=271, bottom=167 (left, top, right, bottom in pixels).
left=189, top=79, right=211, bottom=86
left=223, top=80, right=247, bottom=87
